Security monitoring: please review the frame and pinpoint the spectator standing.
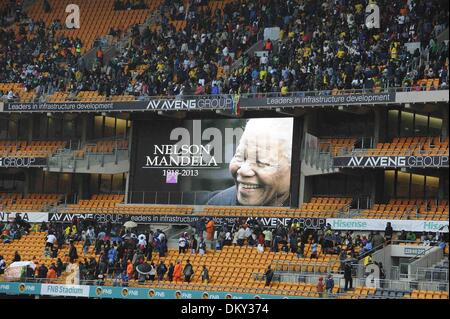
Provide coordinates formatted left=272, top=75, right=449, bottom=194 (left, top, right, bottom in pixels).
left=264, top=265, right=274, bottom=287
left=148, top=262, right=156, bottom=281
left=206, top=219, right=215, bottom=241
left=263, top=228, right=272, bottom=247
left=201, top=265, right=209, bottom=284
left=126, top=259, right=133, bottom=278
left=173, top=260, right=182, bottom=283
left=167, top=262, right=174, bottom=282
left=316, top=277, right=325, bottom=298
left=157, top=260, right=167, bottom=281
left=310, top=241, right=319, bottom=259
left=47, top=264, right=57, bottom=281
left=190, top=236, right=198, bottom=254
left=0, top=255, right=6, bottom=274
left=43, top=0, right=51, bottom=13
left=121, top=271, right=129, bottom=287
left=372, top=231, right=385, bottom=248
left=325, top=274, right=334, bottom=295
left=178, top=234, right=188, bottom=254
left=38, top=264, right=48, bottom=281
left=384, top=222, right=393, bottom=244
left=344, top=262, right=353, bottom=291
left=13, top=251, right=21, bottom=262
left=68, top=241, right=78, bottom=263
left=198, top=237, right=206, bottom=255
left=183, top=259, right=194, bottom=283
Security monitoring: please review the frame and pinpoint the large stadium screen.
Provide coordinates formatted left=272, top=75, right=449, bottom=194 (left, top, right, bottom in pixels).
left=129, top=118, right=294, bottom=206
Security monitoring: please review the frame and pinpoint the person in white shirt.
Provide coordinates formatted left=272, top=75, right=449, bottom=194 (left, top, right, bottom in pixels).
left=138, top=234, right=147, bottom=249
left=244, top=226, right=253, bottom=243
left=46, top=233, right=57, bottom=249
left=263, top=229, right=273, bottom=247
left=0, top=255, right=6, bottom=274
left=237, top=226, right=246, bottom=246
left=178, top=235, right=188, bottom=254
left=158, top=232, right=165, bottom=243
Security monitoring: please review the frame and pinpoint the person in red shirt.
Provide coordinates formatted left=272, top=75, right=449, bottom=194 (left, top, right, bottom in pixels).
left=47, top=264, right=57, bottom=282
left=264, top=39, right=272, bottom=51
left=126, top=260, right=133, bottom=278
left=173, top=260, right=182, bottom=283
left=206, top=219, right=215, bottom=241
left=317, top=277, right=325, bottom=298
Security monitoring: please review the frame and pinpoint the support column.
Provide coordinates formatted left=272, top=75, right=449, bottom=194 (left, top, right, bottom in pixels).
left=442, top=106, right=449, bottom=138
left=299, top=172, right=305, bottom=206
left=81, top=115, right=88, bottom=143
left=23, top=169, right=30, bottom=195
left=374, top=170, right=385, bottom=203
left=438, top=171, right=447, bottom=200
left=289, top=117, right=303, bottom=208
left=27, top=115, right=33, bottom=141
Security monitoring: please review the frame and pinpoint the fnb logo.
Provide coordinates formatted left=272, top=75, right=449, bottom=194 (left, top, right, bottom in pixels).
left=365, top=3, right=380, bottom=29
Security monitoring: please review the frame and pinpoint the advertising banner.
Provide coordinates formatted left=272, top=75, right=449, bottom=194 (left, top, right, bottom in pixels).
left=40, top=284, right=90, bottom=297
left=240, top=92, right=395, bottom=109
left=47, top=212, right=325, bottom=230
left=90, top=286, right=301, bottom=299
left=0, top=282, right=41, bottom=295
left=129, top=117, right=294, bottom=207
left=333, top=156, right=449, bottom=168
left=3, top=95, right=235, bottom=113
left=0, top=157, right=47, bottom=168
left=0, top=281, right=305, bottom=299
left=327, top=218, right=449, bottom=233
left=0, top=212, right=48, bottom=223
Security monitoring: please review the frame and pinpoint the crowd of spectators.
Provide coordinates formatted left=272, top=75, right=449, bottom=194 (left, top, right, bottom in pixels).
left=0, top=0, right=448, bottom=101
left=0, top=213, right=448, bottom=290
left=231, top=0, right=449, bottom=95
left=114, top=0, right=148, bottom=11
left=0, top=215, right=31, bottom=244
left=0, top=20, right=84, bottom=99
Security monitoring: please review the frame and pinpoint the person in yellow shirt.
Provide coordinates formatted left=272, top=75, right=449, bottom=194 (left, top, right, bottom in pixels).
left=157, top=62, right=165, bottom=73
left=303, top=46, right=312, bottom=58
left=390, top=43, right=398, bottom=60
left=259, top=69, right=267, bottom=80
left=355, top=3, right=363, bottom=13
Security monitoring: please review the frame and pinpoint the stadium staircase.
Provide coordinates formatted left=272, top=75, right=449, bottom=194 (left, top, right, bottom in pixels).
left=300, top=141, right=340, bottom=176
left=83, top=1, right=164, bottom=69
left=47, top=139, right=130, bottom=174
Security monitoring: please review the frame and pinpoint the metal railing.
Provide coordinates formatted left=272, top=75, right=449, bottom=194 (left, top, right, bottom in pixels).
left=3, top=85, right=448, bottom=104
left=48, top=149, right=129, bottom=171
left=354, top=278, right=449, bottom=292
left=0, top=275, right=324, bottom=298
left=271, top=260, right=337, bottom=275
left=127, top=191, right=293, bottom=207
left=405, top=246, right=444, bottom=280
left=416, top=267, right=449, bottom=282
